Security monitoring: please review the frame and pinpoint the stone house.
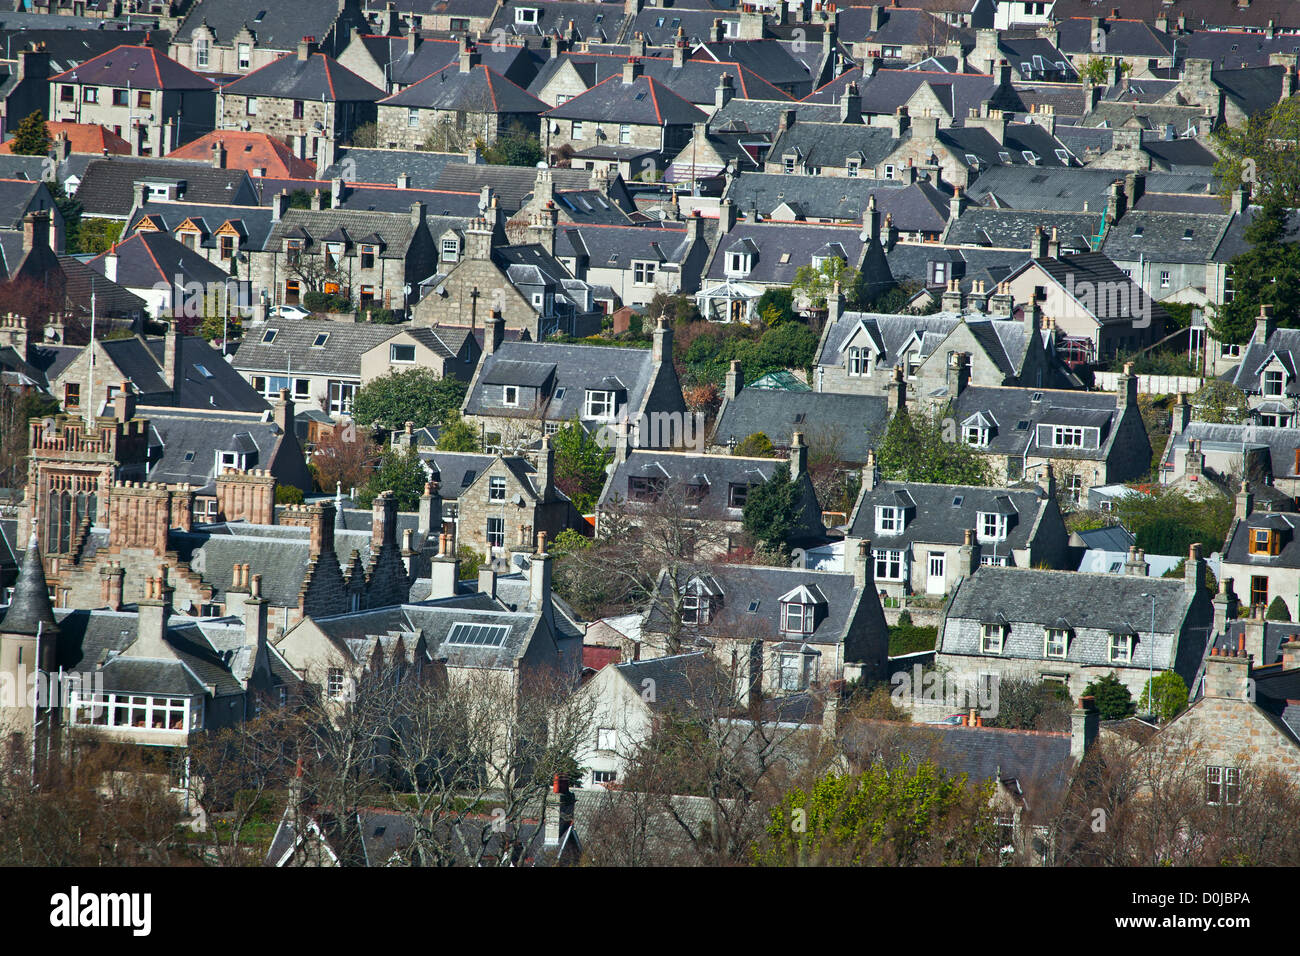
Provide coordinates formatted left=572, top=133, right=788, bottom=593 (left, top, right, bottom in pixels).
left=597, top=435, right=827, bottom=556
left=763, top=102, right=903, bottom=179
left=937, top=545, right=1215, bottom=701
left=170, top=0, right=371, bottom=76
left=255, top=194, right=438, bottom=315
left=1158, top=397, right=1300, bottom=501
left=553, top=215, right=711, bottom=309
left=126, top=199, right=276, bottom=279
left=1222, top=307, right=1300, bottom=426
left=374, top=39, right=548, bottom=152
left=1219, top=482, right=1300, bottom=620
left=217, top=41, right=384, bottom=166
left=946, top=369, right=1153, bottom=503
left=47, top=45, right=216, bottom=158
left=358, top=326, right=480, bottom=390
left=86, top=229, right=244, bottom=321
left=845, top=466, right=1071, bottom=598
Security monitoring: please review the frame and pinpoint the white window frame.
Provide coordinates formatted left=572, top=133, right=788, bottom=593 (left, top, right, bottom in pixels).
left=486, top=516, right=506, bottom=550
left=781, top=601, right=813, bottom=634
left=1108, top=632, right=1133, bottom=664
left=572, top=121, right=585, bottom=141
left=502, top=385, right=520, bottom=407
left=488, top=475, right=507, bottom=501
left=619, top=124, right=632, bottom=144
left=1053, top=425, right=1085, bottom=447
left=682, top=592, right=710, bottom=626
left=980, top=623, right=1004, bottom=654
left=327, top=668, right=346, bottom=700
left=515, top=7, right=538, bottom=24
left=848, top=347, right=870, bottom=376
left=873, top=548, right=904, bottom=581
left=390, top=343, right=417, bottom=364
left=195, top=37, right=210, bottom=69
left=633, top=260, right=656, bottom=285
left=596, top=728, right=616, bottom=751
left=875, top=506, right=902, bottom=535
left=979, top=512, right=1007, bottom=541
left=584, top=389, right=616, bottom=421
left=1264, top=368, right=1284, bottom=397
left=238, top=42, right=251, bottom=71
left=1044, top=628, right=1068, bottom=659
left=964, top=425, right=988, bottom=446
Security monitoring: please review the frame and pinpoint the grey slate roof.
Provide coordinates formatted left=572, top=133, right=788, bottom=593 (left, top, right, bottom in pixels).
left=850, top=480, right=1053, bottom=551
left=233, top=319, right=401, bottom=377
left=949, top=384, right=1129, bottom=460
left=964, top=166, right=1215, bottom=211
left=75, top=158, right=259, bottom=218
left=703, top=221, right=868, bottom=284
left=817, top=310, right=1030, bottom=375
left=710, top=96, right=839, bottom=133
left=768, top=122, right=900, bottom=169
left=555, top=223, right=691, bottom=267
left=0, top=533, right=56, bottom=637
left=48, top=43, right=213, bottom=90
left=432, top=164, right=614, bottom=213
left=612, top=652, right=728, bottom=714
left=127, top=200, right=276, bottom=252
left=712, top=389, right=888, bottom=464
left=380, top=62, right=548, bottom=114
left=265, top=206, right=428, bottom=260
left=546, top=73, right=707, bottom=126
left=143, top=409, right=290, bottom=492
left=1101, top=209, right=1230, bottom=264
left=220, top=52, right=385, bottom=102
left=176, top=0, right=352, bottom=51
left=725, top=174, right=944, bottom=232
left=1013, top=252, right=1168, bottom=326
left=321, top=147, right=466, bottom=188
left=88, top=229, right=231, bottom=288
left=1223, top=512, right=1300, bottom=569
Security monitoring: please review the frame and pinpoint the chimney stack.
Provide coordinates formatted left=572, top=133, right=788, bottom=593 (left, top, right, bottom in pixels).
left=852, top=538, right=872, bottom=591
left=530, top=532, right=554, bottom=626
left=132, top=568, right=176, bottom=659
left=790, top=431, right=807, bottom=479
left=725, top=360, right=743, bottom=400
left=1070, top=695, right=1099, bottom=762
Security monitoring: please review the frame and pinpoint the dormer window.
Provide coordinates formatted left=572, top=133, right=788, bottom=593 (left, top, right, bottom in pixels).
left=515, top=6, right=538, bottom=24
left=1249, top=527, right=1281, bottom=556
left=502, top=385, right=520, bottom=407
left=783, top=155, right=796, bottom=174
left=360, top=244, right=378, bottom=270
left=682, top=591, right=712, bottom=626
left=847, top=159, right=860, bottom=178
left=726, top=252, right=752, bottom=276
left=781, top=598, right=817, bottom=634
left=441, top=237, right=460, bottom=261
left=325, top=243, right=344, bottom=269
left=980, top=622, right=1005, bottom=654
left=629, top=476, right=663, bottom=502
left=847, top=347, right=870, bottom=377
left=930, top=260, right=947, bottom=285
left=875, top=505, right=902, bottom=535
left=964, top=425, right=988, bottom=446
left=1108, top=632, right=1133, bottom=664
left=727, top=482, right=751, bottom=509
left=285, top=238, right=303, bottom=263
left=218, top=451, right=244, bottom=471
left=1044, top=628, right=1069, bottom=659
left=1264, top=368, right=1285, bottom=396
left=1052, top=425, right=1084, bottom=447
left=584, top=389, right=616, bottom=420
left=978, top=512, right=1007, bottom=541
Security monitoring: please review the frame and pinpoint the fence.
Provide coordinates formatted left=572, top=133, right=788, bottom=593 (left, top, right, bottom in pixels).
left=1093, top=371, right=1203, bottom=395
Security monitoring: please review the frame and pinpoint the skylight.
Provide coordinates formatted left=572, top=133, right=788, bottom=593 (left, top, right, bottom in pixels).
left=193, top=364, right=213, bottom=378
left=262, top=329, right=278, bottom=344
left=445, top=622, right=509, bottom=647
left=312, top=332, right=329, bottom=347
left=952, top=496, right=963, bottom=507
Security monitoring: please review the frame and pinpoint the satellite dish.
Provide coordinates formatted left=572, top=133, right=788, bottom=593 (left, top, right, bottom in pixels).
left=537, top=159, right=548, bottom=167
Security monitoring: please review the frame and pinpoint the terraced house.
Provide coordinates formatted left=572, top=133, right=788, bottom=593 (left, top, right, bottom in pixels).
left=171, top=0, right=370, bottom=75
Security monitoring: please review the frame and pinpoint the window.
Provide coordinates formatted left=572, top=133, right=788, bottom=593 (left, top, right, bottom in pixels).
left=1251, top=575, right=1269, bottom=608
left=441, top=238, right=459, bottom=261
left=64, top=383, right=80, bottom=408
left=1221, top=341, right=1241, bottom=358
left=1206, top=766, right=1241, bottom=806
left=633, top=260, right=656, bottom=285
left=875, top=506, right=901, bottom=535
left=195, top=37, right=210, bottom=69
left=83, top=86, right=97, bottom=103
left=779, top=652, right=814, bottom=691
left=238, top=43, right=250, bottom=71
left=682, top=592, right=711, bottom=625
left=327, top=668, right=345, bottom=699
left=1045, top=628, right=1068, bottom=659
left=407, top=107, right=420, bottom=129
left=312, top=332, right=329, bottom=348
left=328, top=380, right=357, bottom=415
left=593, top=770, right=616, bottom=784
left=70, top=692, right=190, bottom=732
left=1108, top=633, right=1132, bottom=664
left=572, top=121, right=584, bottom=140
left=502, top=385, right=519, bottom=407
left=1067, top=475, right=1083, bottom=503
left=963, top=425, right=987, bottom=446
left=293, top=100, right=304, bottom=120
left=979, top=512, right=1007, bottom=541
left=112, top=88, right=128, bottom=106
left=219, top=235, right=234, bottom=260
left=137, top=90, right=152, bottom=109
left=874, top=549, right=904, bottom=581
left=847, top=160, right=860, bottom=178
left=486, top=517, right=505, bottom=549
left=325, top=243, right=343, bottom=269
left=726, top=253, right=751, bottom=275
left=783, top=156, right=796, bottom=174
left=981, top=623, right=1004, bottom=654
left=1250, top=528, right=1277, bottom=555
left=246, top=97, right=258, bottom=116
left=619, top=125, right=631, bottom=144
left=728, top=483, right=750, bottom=508
left=1159, top=270, right=1170, bottom=289
left=597, top=728, right=616, bottom=751
left=584, top=389, right=616, bottom=420
left=1052, top=425, right=1085, bottom=447
left=884, top=164, right=895, bottom=179
left=390, top=343, right=416, bottom=363
left=848, top=347, right=869, bottom=376
left=489, top=476, right=506, bottom=501
left=781, top=601, right=814, bottom=634
left=284, top=279, right=301, bottom=303
left=629, top=476, right=662, bottom=502
left=515, top=6, right=538, bottom=24
left=60, top=84, right=75, bottom=102
left=359, top=285, right=375, bottom=305
left=1264, top=369, right=1284, bottom=396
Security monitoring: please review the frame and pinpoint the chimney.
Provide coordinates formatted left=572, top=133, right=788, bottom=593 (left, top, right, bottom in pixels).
left=101, top=562, right=124, bottom=611
left=622, top=56, right=641, bottom=85
left=459, top=35, right=479, bottom=73
left=1033, top=225, right=1049, bottom=260
left=724, top=359, right=743, bottom=400
left=887, top=365, right=907, bottom=415
left=298, top=36, right=315, bottom=61
left=715, top=71, right=734, bottom=109
left=21, top=210, right=50, bottom=256
left=273, top=387, right=294, bottom=434
left=244, top=572, right=269, bottom=656
left=1171, top=392, right=1190, bottom=435
left=1024, top=301, right=1041, bottom=336
left=429, top=532, right=460, bottom=599
left=1235, top=480, right=1253, bottom=521
left=132, top=568, right=176, bottom=659
left=478, top=566, right=497, bottom=601
left=652, top=314, right=671, bottom=365
left=990, top=281, right=1013, bottom=318
left=310, top=188, right=323, bottom=212
left=161, top=320, right=180, bottom=392
left=1123, top=545, right=1147, bottom=577
left=484, top=310, right=504, bottom=354
left=1255, top=303, right=1276, bottom=343
left=948, top=350, right=969, bottom=399
left=942, top=279, right=964, bottom=313
left=1185, top=437, right=1204, bottom=478
left=672, top=26, right=687, bottom=68
left=1116, top=361, right=1137, bottom=410
left=1106, top=179, right=1126, bottom=223
left=371, top=490, right=398, bottom=552
left=1124, top=171, right=1146, bottom=208
left=1047, top=226, right=1060, bottom=258
left=310, top=500, right=336, bottom=558
left=272, top=189, right=290, bottom=222
left=211, top=139, right=226, bottom=169
left=719, top=197, right=736, bottom=234
left=544, top=773, right=576, bottom=845
left=827, top=281, right=844, bottom=327
left=891, top=106, right=910, bottom=138
left=1184, top=542, right=1204, bottom=595
left=113, top=380, right=136, bottom=421
left=418, top=481, right=440, bottom=535
left=852, top=538, right=872, bottom=591
left=790, top=431, right=807, bottom=480
left=839, top=82, right=861, bottom=124
left=537, top=435, right=554, bottom=500
left=958, top=528, right=979, bottom=579
left=1203, top=645, right=1252, bottom=700
left=1241, top=604, right=1267, bottom=663
left=1282, top=636, right=1300, bottom=670
left=864, top=193, right=881, bottom=245
left=410, top=200, right=426, bottom=229
left=862, top=449, right=878, bottom=492
left=948, top=185, right=965, bottom=223
left=530, top=532, right=553, bottom=626
left=1070, top=696, right=1099, bottom=762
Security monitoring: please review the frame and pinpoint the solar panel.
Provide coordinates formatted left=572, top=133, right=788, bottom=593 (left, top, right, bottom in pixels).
left=446, top=623, right=509, bottom=647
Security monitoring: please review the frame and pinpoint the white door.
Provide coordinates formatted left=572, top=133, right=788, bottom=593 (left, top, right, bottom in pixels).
left=927, top=552, right=947, bottom=595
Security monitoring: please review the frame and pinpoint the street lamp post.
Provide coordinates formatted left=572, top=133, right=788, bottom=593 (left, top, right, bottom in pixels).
left=1140, top=591, right=1156, bottom=719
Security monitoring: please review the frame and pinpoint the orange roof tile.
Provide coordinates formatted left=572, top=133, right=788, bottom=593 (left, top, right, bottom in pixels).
left=0, top=121, right=131, bottom=155
left=165, top=131, right=317, bottom=179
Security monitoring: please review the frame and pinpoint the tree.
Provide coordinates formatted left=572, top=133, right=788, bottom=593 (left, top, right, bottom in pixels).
left=481, top=123, right=543, bottom=167
left=10, top=110, right=51, bottom=155
left=792, top=256, right=862, bottom=310
left=1078, top=57, right=1110, bottom=85
left=755, top=287, right=795, bottom=326
left=1113, top=487, right=1233, bottom=557
left=349, top=122, right=377, bottom=148
left=1191, top=380, right=1247, bottom=424
left=1138, top=671, right=1189, bottom=723
left=1082, top=672, right=1134, bottom=720
left=1209, top=198, right=1300, bottom=343
left=275, top=484, right=305, bottom=504
left=311, top=424, right=379, bottom=496
left=757, top=760, right=997, bottom=866
left=436, top=414, right=482, bottom=452
left=986, top=678, right=1071, bottom=731
left=350, top=368, right=468, bottom=432
left=1267, top=596, right=1292, bottom=621
left=1212, top=96, right=1300, bottom=210
left=0, top=388, right=58, bottom=489
left=733, top=432, right=775, bottom=458
left=550, top=418, right=612, bottom=513
left=357, top=446, right=427, bottom=509
left=73, top=217, right=123, bottom=256
left=875, top=406, right=992, bottom=485
left=742, top=462, right=800, bottom=553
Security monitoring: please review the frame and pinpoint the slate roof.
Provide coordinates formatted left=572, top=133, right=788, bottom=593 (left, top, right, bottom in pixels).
left=379, top=62, right=548, bottom=114
left=712, top=389, right=888, bottom=463
left=710, top=96, right=839, bottom=133
left=942, top=566, right=1196, bottom=668
left=321, top=147, right=467, bottom=188
left=817, top=309, right=1031, bottom=375
left=946, top=208, right=1101, bottom=251
left=127, top=200, right=276, bottom=252
left=612, top=652, right=728, bottom=714
left=490, top=0, right=626, bottom=42
left=464, top=340, right=659, bottom=422
left=849, top=480, right=1053, bottom=551
left=266, top=206, right=428, bottom=259
left=855, top=69, right=1013, bottom=118
left=1223, top=512, right=1300, bottom=569
left=142, top=409, right=289, bottom=491
left=417, top=451, right=503, bottom=501
left=555, top=222, right=691, bottom=267
left=546, top=72, right=707, bottom=126
left=75, top=158, right=258, bottom=217
left=937, top=122, right=1077, bottom=171
left=703, top=221, right=868, bottom=284
left=964, top=166, right=1215, bottom=211
left=0, top=533, right=56, bottom=637
left=1057, top=16, right=1174, bottom=59
left=1214, top=620, right=1300, bottom=666
left=48, top=44, right=213, bottom=90
left=432, top=164, right=609, bottom=212
left=530, top=52, right=793, bottom=105
left=1011, top=252, right=1168, bottom=325
left=220, top=52, right=385, bottom=102
left=87, top=229, right=232, bottom=288
left=726, top=174, right=944, bottom=232
left=233, top=319, right=401, bottom=377
left=948, top=384, right=1130, bottom=461
left=176, top=0, right=351, bottom=51
left=768, top=122, right=900, bottom=169
left=1142, top=137, right=1219, bottom=172
left=355, top=34, right=539, bottom=90
left=1100, top=209, right=1230, bottom=264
